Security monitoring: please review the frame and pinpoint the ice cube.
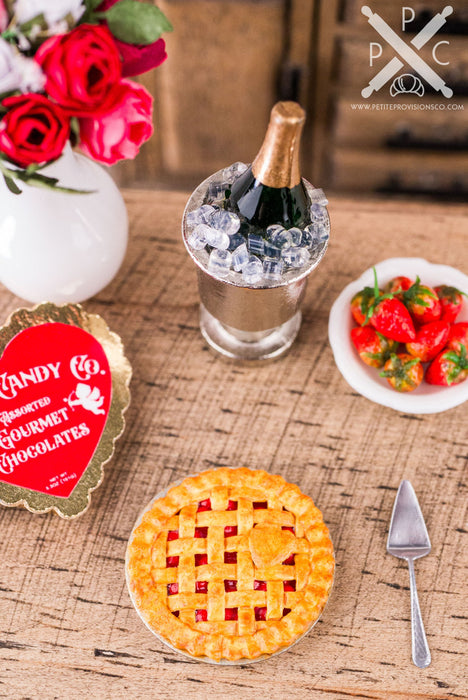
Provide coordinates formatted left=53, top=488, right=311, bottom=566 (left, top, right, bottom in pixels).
left=308, top=188, right=329, bottom=205
left=271, top=228, right=293, bottom=249
left=187, top=224, right=208, bottom=251
left=207, top=181, right=229, bottom=201
left=301, top=225, right=320, bottom=249
left=288, top=227, right=302, bottom=246
left=228, top=232, right=246, bottom=251
left=247, top=233, right=265, bottom=255
left=222, top=162, right=248, bottom=182
left=242, top=256, right=263, bottom=284
left=186, top=204, right=216, bottom=228
left=208, top=249, right=232, bottom=277
left=210, top=209, right=241, bottom=236
left=282, top=246, right=311, bottom=268
left=263, top=241, right=282, bottom=259
left=266, top=224, right=285, bottom=239
left=228, top=233, right=245, bottom=251
left=309, top=203, right=328, bottom=223
left=204, top=226, right=230, bottom=250
left=263, top=258, right=284, bottom=281
left=305, top=221, right=329, bottom=243
left=232, top=243, right=249, bottom=271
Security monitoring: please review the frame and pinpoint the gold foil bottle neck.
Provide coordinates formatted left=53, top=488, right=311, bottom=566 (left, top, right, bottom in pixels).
left=251, top=101, right=305, bottom=189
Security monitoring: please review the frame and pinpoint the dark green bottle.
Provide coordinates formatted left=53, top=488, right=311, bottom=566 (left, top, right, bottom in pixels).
left=229, top=101, right=308, bottom=229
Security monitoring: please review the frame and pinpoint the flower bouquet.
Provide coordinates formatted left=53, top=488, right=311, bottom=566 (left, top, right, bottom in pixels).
left=0, top=0, right=172, bottom=193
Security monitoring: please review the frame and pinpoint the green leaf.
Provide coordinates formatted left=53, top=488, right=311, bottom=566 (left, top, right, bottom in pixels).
left=373, top=267, right=379, bottom=298
left=0, top=161, right=94, bottom=194
left=100, top=0, right=173, bottom=45
left=3, top=175, right=22, bottom=194
left=85, top=0, right=103, bottom=9
left=18, top=171, right=94, bottom=194
left=19, top=12, right=48, bottom=34
left=0, top=29, right=18, bottom=43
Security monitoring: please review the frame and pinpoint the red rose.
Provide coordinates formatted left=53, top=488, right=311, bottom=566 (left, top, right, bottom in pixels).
left=115, top=37, right=167, bottom=77
left=79, top=80, right=153, bottom=165
left=0, top=94, right=69, bottom=167
left=35, top=24, right=122, bottom=117
left=98, top=0, right=167, bottom=76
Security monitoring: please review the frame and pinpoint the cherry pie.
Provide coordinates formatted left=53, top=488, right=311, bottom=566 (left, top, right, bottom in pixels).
left=126, top=468, right=334, bottom=661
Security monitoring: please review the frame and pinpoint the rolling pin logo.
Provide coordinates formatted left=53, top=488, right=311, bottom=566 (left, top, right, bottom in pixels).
left=361, top=5, right=453, bottom=99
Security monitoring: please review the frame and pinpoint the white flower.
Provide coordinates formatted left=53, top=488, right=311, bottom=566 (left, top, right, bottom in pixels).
left=0, top=39, right=22, bottom=95
left=14, top=0, right=85, bottom=26
left=0, top=38, right=45, bottom=95
left=15, top=54, right=45, bottom=92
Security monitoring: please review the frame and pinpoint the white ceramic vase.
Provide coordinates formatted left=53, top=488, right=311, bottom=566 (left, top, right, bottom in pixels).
left=0, top=145, right=128, bottom=304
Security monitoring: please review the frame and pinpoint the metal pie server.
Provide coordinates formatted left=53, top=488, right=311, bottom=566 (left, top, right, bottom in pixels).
left=387, top=480, right=431, bottom=668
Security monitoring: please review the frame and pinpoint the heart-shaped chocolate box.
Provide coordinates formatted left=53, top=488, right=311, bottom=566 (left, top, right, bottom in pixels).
left=0, top=303, right=131, bottom=518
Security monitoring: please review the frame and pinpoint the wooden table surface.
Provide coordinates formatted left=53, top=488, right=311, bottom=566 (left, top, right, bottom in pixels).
left=0, top=191, right=467, bottom=700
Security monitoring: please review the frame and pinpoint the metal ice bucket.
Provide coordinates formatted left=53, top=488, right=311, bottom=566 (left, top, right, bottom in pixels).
left=182, top=170, right=329, bottom=362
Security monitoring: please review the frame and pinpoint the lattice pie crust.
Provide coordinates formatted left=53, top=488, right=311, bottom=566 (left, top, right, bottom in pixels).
left=126, top=468, right=334, bottom=661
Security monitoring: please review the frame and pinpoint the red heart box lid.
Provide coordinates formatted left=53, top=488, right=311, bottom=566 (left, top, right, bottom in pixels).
left=0, top=303, right=131, bottom=518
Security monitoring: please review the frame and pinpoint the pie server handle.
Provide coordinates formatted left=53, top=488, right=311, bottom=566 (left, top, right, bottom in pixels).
left=408, top=558, right=431, bottom=668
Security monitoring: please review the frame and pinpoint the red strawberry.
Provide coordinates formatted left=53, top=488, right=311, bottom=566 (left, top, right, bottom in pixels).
left=405, top=320, right=450, bottom=362
left=350, top=326, right=398, bottom=368
left=365, top=268, right=416, bottom=342
left=380, top=353, right=423, bottom=392
left=369, top=297, right=416, bottom=342
left=446, top=322, right=468, bottom=353
left=386, top=276, right=413, bottom=298
left=426, top=345, right=468, bottom=386
left=403, top=277, right=441, bottom=324
left=435, top=285, right=465, bottom=323
left=350, top=286, right=377, bottom=326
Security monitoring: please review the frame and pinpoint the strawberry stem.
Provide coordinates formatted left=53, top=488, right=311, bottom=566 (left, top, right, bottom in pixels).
left=363, top=268, right=413, bottom=326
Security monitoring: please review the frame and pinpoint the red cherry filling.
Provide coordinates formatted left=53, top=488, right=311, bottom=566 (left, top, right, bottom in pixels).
left=172, top=611, right=179, bottom=617
left=254, top=606, right=267, bottom=621
left=225, top=608, right=238, bottom=621
left=227, top=500, right=238, bottom=510
left=166, top=556, right=179, bottom=567
left=167, top=530, right=179, bottom=540
left=224, top=580, right=237, bottom=592
left=195, top=553, right=208, bottom=566
left=195, top=527, right=208, bottom=538
left=283, top=608, right=292, bottom=616
left=224, top=552, right=237, bottom=564
left=254, top=580, right=267, bottom=591
left=282, top=554, right=295, bottom=565
left=284, top=580, right=296, bottom=591
left=197, top=499, right=212, bottom=512
left=194, top=608, right=243, bottom=622
left=282, top=526, right=295, bottom=533
left=224, top=526, right=238, bottom=537
left=253, top=501, right=268, bottom=509
left=167, top=583, right=179, bottom=595
left=195, top=581, right=208, bottom=593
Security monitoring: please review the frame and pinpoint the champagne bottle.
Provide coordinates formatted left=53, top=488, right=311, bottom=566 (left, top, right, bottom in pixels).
left=229, top=101, right=308, bottom=230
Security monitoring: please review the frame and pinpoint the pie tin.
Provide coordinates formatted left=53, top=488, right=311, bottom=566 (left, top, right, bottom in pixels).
left=125, top=473, right=335, bottom=665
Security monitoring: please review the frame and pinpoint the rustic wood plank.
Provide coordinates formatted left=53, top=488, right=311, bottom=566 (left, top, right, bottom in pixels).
left=0, top=192, right=467, bottom=699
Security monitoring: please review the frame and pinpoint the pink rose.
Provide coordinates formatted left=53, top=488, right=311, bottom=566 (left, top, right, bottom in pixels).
left=35, top=24, right=122, bottom=117
left=0, top=1, right=8, bottom=32
left=79, top=80, right=153, bottom=165
left=98, top=0, right=167, bottom=77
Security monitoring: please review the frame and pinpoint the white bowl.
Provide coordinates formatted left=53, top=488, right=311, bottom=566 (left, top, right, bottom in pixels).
left=328, top=257, right=468, bottom=414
